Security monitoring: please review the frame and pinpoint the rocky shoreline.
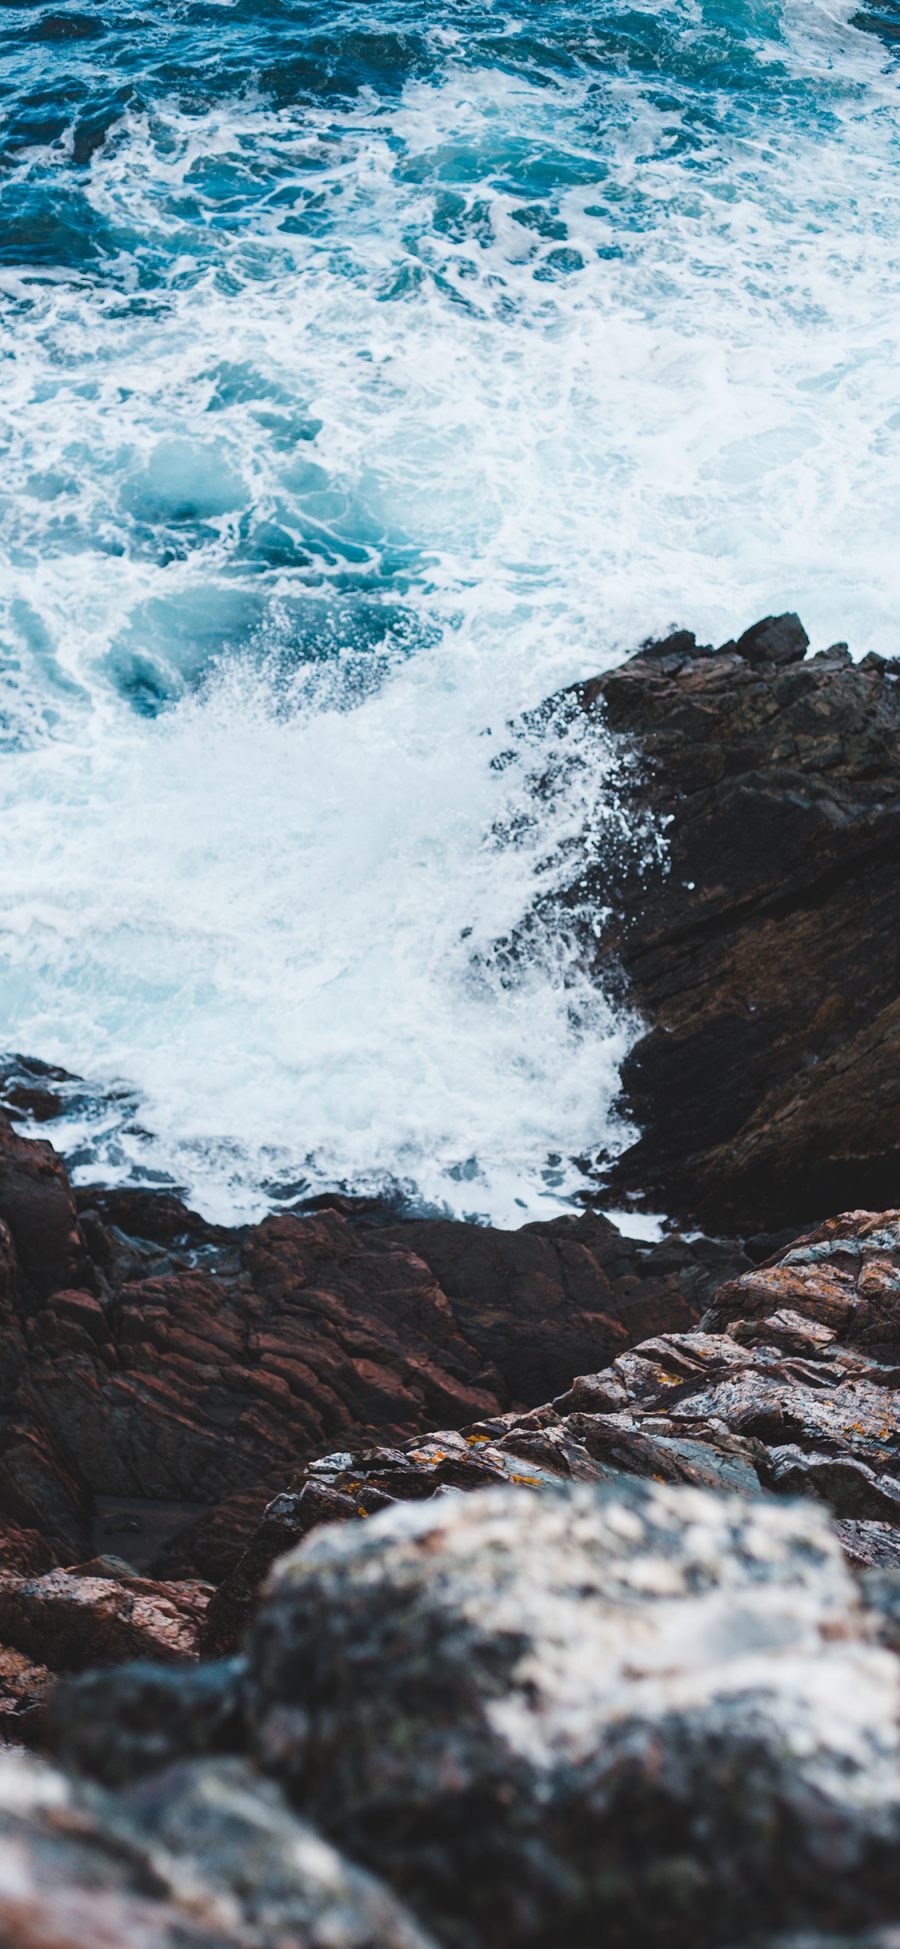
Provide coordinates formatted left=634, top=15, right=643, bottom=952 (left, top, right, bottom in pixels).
left=3, top=617, right=900, bottom=1946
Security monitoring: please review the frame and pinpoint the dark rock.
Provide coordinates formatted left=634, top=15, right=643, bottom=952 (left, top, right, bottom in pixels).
left=552, top=616, right=900, bottom=1231
left=859, top=1568, right=900, bottom=1652
left=363, top=1211, right=744, bottom=1408
left=0, top=1112, right=744, bottom=1575
left=0, top=1751, right=438, bottom=1947
left=732, top=611, right=809, bottom=665
left=734, top=1936, right=900, bottom=1949
left=50, top=1655, right=247, bottom=1785
left=0, top=1054, right=74, bottom=1125
left=247, top=1478, right=900, bottom=1949
left=13, top=1208, right=900, bottom=1942
left=0, top=1112, right=91, bottom=1302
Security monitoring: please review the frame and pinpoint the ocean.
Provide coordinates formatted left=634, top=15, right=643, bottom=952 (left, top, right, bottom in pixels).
left=1, top=0, right=899, bottom=1223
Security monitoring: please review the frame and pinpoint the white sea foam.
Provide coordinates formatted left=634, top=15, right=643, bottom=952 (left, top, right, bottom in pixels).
left=2, top=0, right=900, bottom=1220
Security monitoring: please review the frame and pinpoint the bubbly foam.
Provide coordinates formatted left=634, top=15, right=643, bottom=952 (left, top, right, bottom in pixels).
left=2, top=0, right=900, bottom=1219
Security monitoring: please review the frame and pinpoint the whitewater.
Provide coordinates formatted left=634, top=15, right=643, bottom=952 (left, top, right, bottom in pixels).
left=1, top=0, right=900, bottom=1223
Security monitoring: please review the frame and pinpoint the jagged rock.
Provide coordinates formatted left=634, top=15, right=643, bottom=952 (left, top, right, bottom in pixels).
left=205, top=1210, right=900, bottom=1645
left=359, top=1212, right=737, bottom=1407
left=550, top=619, right=900, bottom=1231
left=0, top=1112, right=91, bottom=1302
left=0, top=1106, right=749, bottom=1706
left=0, top=1110, right=743, bottom=1592
left=246, top=1478, right=900, bottom=1949
left=0, top=1750, right=438, bottom=1947
left=0, top=1559, right=213, bottom=1741
left=704, top=1211, right=900, bottom=1356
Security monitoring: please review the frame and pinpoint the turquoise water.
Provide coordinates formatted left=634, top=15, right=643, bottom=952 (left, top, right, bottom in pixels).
left=1, top=0, right=899, bottom=1219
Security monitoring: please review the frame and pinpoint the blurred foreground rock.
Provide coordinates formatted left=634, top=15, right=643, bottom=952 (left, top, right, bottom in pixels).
left=0, top=1750, right=438, bottom=1948
left=31, top=1475, right=900, bottom=1949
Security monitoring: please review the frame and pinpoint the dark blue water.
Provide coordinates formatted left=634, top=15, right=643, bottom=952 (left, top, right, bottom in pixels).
left=1, top=0, right=899, bottom=1222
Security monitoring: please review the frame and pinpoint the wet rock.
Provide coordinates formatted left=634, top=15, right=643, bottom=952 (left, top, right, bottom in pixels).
left=362, top=1212, right=742, bottom=1408
left=551, top=618, right=900, bottom=1231
left=0, top=1110, right=750, bottom=1702
left=0, top=1749, right=438, bottom=1948
left=247, top=1477, right=900, bottom=1949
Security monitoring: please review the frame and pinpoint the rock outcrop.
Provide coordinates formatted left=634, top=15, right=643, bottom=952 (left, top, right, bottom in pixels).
left=545, top=615, right=900, bottom=1232
left=201, top=1203, right=900, bottom=1647
left=4, top=614, right=900, bottom=1943
left=0, top=1105, right=744, bottom=1719
left=4, top=1165, right=900, bottom=1946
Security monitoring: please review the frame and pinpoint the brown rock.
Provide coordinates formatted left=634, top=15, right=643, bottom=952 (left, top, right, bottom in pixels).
left=0, top=1561, right=211, bottom=1672
left=205, top=1207, right=900, bottom=1644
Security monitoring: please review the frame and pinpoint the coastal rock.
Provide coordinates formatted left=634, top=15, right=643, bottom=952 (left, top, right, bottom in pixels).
left=0, top=1109, right=747, bottom=1709
left=25, top=1207, right=900, bottom=1940
left=0, top=1750, right=438, bottom=1948
left=554, top=618, right=900, bottom=1231
left=0, top=1111, right=91, bottom=1302
left=205, top=1207, right=900, bottom=1644
left=0, top=1561, right=211, bottom=1670
left=0, top=1559, right=212, bottom=1740
left=247, top=1478, right=900, bottom=1949
left=0, top=1113, right=743, bottom=1586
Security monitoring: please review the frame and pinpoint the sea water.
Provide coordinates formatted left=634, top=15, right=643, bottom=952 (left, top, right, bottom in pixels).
left=1, top=0, right=899, bottom=1223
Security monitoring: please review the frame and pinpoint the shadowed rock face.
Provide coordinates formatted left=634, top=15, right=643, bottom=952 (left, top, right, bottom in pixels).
left=548, top=615, right=900, bottom=1232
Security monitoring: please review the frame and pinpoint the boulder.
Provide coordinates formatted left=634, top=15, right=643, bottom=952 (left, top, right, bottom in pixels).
left=0, top=1559, right=213, bottom=1739
left=50, top=1655, right=247, bottom=1786
left=0, top=1560, right=211, bottom=1671
left=246, top=1477, right=900, bottom=1949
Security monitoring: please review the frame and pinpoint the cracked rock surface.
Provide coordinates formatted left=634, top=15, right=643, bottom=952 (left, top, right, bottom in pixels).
left=203, top=1206, right=900, bottom=1647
